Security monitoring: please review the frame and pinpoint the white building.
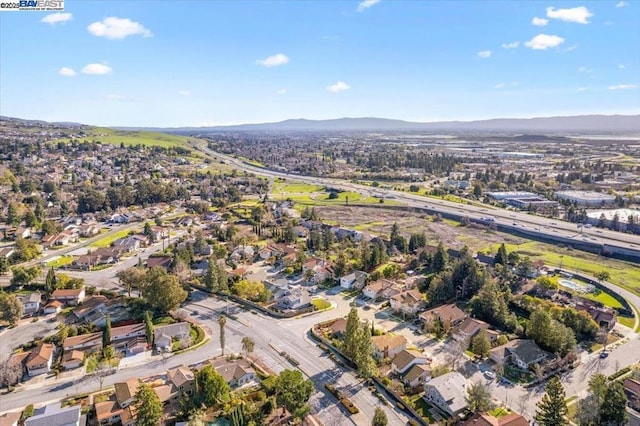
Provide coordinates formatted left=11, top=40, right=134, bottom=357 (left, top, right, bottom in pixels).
left=555, top=190, right=616, bottom=207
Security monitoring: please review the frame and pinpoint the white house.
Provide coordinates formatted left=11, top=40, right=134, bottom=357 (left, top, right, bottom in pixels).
left=154, top=322, right=191, bottom=352
left=391, top=349, right=429, bottom=375
left=339, top=271, right=368, bottom=289
left=25, top=343, right=55, bottom=377
left=389, top=290, right=426, bottom=316
left=24, top=403, right=80, bottom=426
left=18, top=292, right=41, bottom=316
left=371, top=334, right=408, bottom=360
left=423, top=372, right=468, bottom=416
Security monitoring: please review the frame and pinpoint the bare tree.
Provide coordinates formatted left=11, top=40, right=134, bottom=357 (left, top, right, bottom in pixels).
left=0, top=361, right=23, bottom=388
left=444, top=339, right=466, bottom=371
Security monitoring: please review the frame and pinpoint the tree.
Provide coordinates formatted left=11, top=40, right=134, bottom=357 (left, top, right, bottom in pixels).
left=0, top=293, right=23, bottom=326
left=10, top=266, right=40, bottom=287
left=535, top=376, right=569, bottom=426
left=196, top=365, right=230, bottom=406
left=466, top=381, right=493, bottom=413
left=218, top=314, right=227, bottom=356
left=0, top=258, right=8, bottom=275
left=576, top=373, right=607, bottom=425
left=354, top=322, right=375, bottom=378
left=0, top=359, right=23, bottom=387
left=595, top=271, right=611, bottom=283
left=103, top=314, right=111, bottom=347
left=204, top=258, right=219, bottom=292
left=274, top=369, right=314, bottom=418
left=372, top=407, right=388, bottom=426
left=116, top=267, right=146, bottom=298
left=471, top=330, right=491, bottom=358
left=343, top=307, right=360, bottom=360
left=102, top=345, right=115, bottom=371
left=600, top=380, right=628, bottom=425
left=147, top=273, right=187, bottom=313
left=133, top=383, right=163, bottom=426
left=431, top=242, right=448, bottom=273
left=241, top=336, right=255, bottom=355
left=144, top=310, right=154, bottom=345
left=44, top=267, right=57, bottom=295
left=494, top=243, right=508, bottom=266
left=232, top=280, right=270, bottom=302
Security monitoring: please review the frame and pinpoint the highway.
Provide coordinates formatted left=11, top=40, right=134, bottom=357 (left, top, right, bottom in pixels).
left=193, top=142, right=640, bottom=260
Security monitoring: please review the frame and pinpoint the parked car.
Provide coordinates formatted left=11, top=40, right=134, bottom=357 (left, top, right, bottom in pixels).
left=484, top=371, right=495, bottom=380
left=599, top=351, right=609, bottom=359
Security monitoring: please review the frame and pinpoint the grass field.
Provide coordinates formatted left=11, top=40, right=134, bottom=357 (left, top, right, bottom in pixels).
left=485, top=241, right=640, bottom=296
left=312, top=298, right=332, bottom=311
left=580, top=289, right=624, bottom=309
left=89, top=229, right=135, bottom=248
left=57, top=127, right=190, bottom=148
left=45, top=256, right=75, bottom=268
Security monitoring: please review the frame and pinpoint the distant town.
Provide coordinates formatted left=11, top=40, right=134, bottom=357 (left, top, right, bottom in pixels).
left=0, top=116, right=639, bottom=426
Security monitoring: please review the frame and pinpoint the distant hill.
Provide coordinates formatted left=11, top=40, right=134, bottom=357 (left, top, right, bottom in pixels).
left=118, top=115, right=640, bottom=134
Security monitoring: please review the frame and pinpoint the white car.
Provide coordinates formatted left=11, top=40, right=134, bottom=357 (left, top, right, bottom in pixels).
left=484, top=371, right=495, bottom=380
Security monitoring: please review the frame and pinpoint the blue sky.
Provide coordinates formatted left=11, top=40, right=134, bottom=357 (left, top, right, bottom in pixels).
left=1, top=0, right=639, bottom=127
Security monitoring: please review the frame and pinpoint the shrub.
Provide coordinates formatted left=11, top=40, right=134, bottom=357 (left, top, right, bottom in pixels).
left=23, top=404, right=34, bottom=418
left=340, top=397, right=360, bottom=414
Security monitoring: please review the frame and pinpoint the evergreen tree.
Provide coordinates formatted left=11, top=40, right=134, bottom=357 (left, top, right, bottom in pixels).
left=372, top=407, right=388, bottom=426
left=144, top=310, right=154, bottom=345
left=535, top=377, right=569, bottom=426
left=354, top=322, right=375, bottom=378
left=466, top=381, right=493, bottom=413
left=45, top=267, right=57, bottom=295
left=600, top=381, right=628, bottom=425
left=432, top=242, right=448, bottom=273
left=204, top=258, right=219, bottom=291
left=471, top=330, right=491, bottom=358
left=133, top=383, right=163, bottom=426
left=196, top=365, right=230, bottom=406
left=343, top=308, right=360, bottom=360
left=103, top=314, right=111, bottom=347
left=494, top=243, right=508, bottom=266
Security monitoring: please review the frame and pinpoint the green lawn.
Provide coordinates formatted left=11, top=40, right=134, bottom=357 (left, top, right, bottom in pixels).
left=45, top=256, right=75, bottom=268
left=581, top=289, right=624, bottom=309
left=312, top=298, right=332, bottom=311
left=485, top=241, right=640, bottom=296
left=408, top=394, right=436, bottom=423
left=488, top=407, right=511, bottom=418
left=57, top=127, right=190, bottom=148
left=89, top=229, right=135, bottom=248
left=618, top=315, right=635, bottom=329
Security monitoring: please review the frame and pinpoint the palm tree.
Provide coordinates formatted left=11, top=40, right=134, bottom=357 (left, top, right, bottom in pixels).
left=218, top=314, right=227, bottom=356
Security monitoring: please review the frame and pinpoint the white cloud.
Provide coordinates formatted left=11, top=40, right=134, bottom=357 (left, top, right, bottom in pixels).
left=58, top=67, right=76, bottom=77
left=178, top=90, right=191, bottom=97
left=106, top=94, right=126, bottom=100
left=578, top=87, right=588, bottom=92
left=502, top=41, right=520, bottom=49
left=41, top=12, right=72, bottom=25
left=532, top=17, right=549, bottom=26
left=493, top=83, right=505, bottom=89
left=326, top=81, right=350, bottom=93
left=357, top=0, right=380, bottom=12
left=578, top=66, right=592, bottom=73
left=256, top=53, right=290, bottom=68
left=82, top=63, right=112, bottom=75
left=477, top=50, right=492, bottom=58
left=524, top=34, right=565, bottom=50
left=88, top=17, right=152, bottom=39
left=618, top=64, right=625, bottom=69
left=276, top=88, right=287, bottom=95
left=546, top=6, right=593, bottom=24
left=616, top=1, right=628, bottom=8
left=563, top=44, right=579, bottom=52
left=608, top=84, right=637, bottom=90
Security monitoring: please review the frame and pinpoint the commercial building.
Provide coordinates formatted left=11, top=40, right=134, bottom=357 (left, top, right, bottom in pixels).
left=555, top=190, right=616, bottom=207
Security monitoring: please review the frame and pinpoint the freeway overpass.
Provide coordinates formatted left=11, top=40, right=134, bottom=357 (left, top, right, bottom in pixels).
left=194, top=143, right=640, bottom=262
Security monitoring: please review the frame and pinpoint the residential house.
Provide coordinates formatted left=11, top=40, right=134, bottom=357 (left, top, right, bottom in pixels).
left=25, top=343, right=55, bottom=376
left=150, top=226, right=168, bottom=241
left=390, top=290, right=426, bottom=316
left=167, top=365, right=196, bottom=399
left=50, top=288, right=85, bottom=306
left=154, top=322, right=191, bottom=352
left=18, top=292, right=42, bottom=316
left=423, top=371, right=468, bottom=416
left=372, top=334, right=408, bottom=360
left=263, top=407, right=293, bottom=426
left=576, top=302, right=617, bottom=331
left=14, top=225, right=31, bottom=240
left=111, top=323, right=147, bottom=356
left=114, top=379, right=140, bottom=408
left=230, top=245, right=255, bottom=264
left=153, top=384, right=173, bottom=405
left=95, top=401, right=134, bottom=426
left=71, top=295, right=107, bottom=322
left=0, top=411, right=20, bottom=426
left=339, top=271, right=368, bottom=289
left=391, top=349, right=429, bottom=375
left=146, top=256, right=172, bottom=270
left=43, top=300, right=63, bottom=314
left=276, top=288, right=312, bottom=311
left=78, top=223, right=101, bottom=237
left=403, top=364, right=432, bottom=389
left=362, top=279, right=398, bottom=300
left=452, top=317, right=490, bottom=343
left=211, top=358, right=256, bottom=387
left=490, top=339, right=550, bottom=370
left=419, top=304, right=468, bottom=330
left=63, top=332, right=102, bottom=353
left=112, top=236, right=140, bottom=253
left=329, top=318, right=347, bottom=337
left=61, top=349, right=84, bottom=370
left=623, top=378, right=640, bottom=411
left=464, top=412, right=528, bottom=426
left=24, top=403, right=81, bottom=426
left=0, top=246, right=15, bottom=259
left=302, top=258, right=333, bottom=284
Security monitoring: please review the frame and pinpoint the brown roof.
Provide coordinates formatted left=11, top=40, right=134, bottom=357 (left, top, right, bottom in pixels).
left=51, top=288, right=83, bottom=298
left=403, top=363, right=431, bottom=383
left=329, top=318, right=347, bottom=335
left=420, top=303, right=467, bottom=324
left=111, top=323, right=145, bottom=340
left=153, top=384, right=173, bottom=403
left=392, top=349, right=427, bottom=371
left=73, top=295, right=107, bottom=317
left=465, top=412, right=528, bottom=426
left=167, top=365, right=194, bottom=389
left=456, top=317, right=489, bottom=337
left=62, top=350, right=84, bottom=364
left=624, top=378, right=640, bottom=396
left=45, top=300, right=63, bottom=308
left=146, top=256, right=172, bottom=269
left=372, top=334, right=408, bottom=352
left=8, top=352, right=29, bottom=367
left=210, top=358, right=255, bottom=383
left=95, top=400, right=122, bottom=423
left=0, top=411, right=21, bottom=426
left=114, top=379, right=139, bottom=406
left=25, top=343, right=54, bottom=367
left=63, top=332, right=102, bottom=350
